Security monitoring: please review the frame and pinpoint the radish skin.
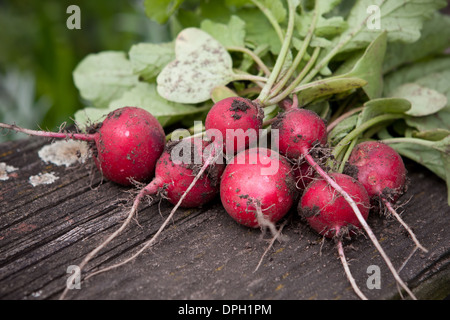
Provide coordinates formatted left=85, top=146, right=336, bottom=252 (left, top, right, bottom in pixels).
left=220, top=147, right=296, bottom=229
left=347, top=141, right=427, bottom=253
left=205, top=96, right=264, bottom=156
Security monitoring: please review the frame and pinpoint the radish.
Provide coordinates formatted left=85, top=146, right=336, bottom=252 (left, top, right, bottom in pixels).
left=0, top=106, right=166, bottom=186
left=299, top=172, right=370, bottom=299
left=220, top=147, right=296, bottom=231
left=59, top=137, right=224, bottom=299
left=299, top=173, right=370, bottom=239
left=272, top=107, right=417, bottom=299
left=204, top=96, right=264, bottom=157
left=272, top=107, right=328, bottom=160
left=347, top=141, right=427, bottom=252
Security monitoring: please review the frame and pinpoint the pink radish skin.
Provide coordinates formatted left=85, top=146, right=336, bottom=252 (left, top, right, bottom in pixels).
left=299, top=172, right=371, bottom=300
left=347, top=141, right=406, bottom=202
left=220, top=147, right=296, bottom=228
left=93, top=107, right=165, bottom=186
left=272, top=108, right=327, bottom=160
left=347, top=141, right=427, bottom=253
left=0, top=106, right=166, bottom=186
left=143, top=138, right=225, bottom=207
left=205, top=97, right=264, bottom=155
left=299, top=173, right=370, bottom=239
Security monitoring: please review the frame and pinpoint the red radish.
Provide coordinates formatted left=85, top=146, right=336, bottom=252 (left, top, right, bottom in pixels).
left=205, top=96, right=264, bottom=156
left=91, top=107, right=165, bottom=185
left=347, top=141, right=427, bottom=252
left=272, top=107, right=327, bottom=160
left=347, top=141, right=406, bottom=201
left=0, top=107, right=166, bottom=186
left=59, top=137, right=224, bottom=299
left=272, top=108, right=417, bottom=300
left=299, top=172, right=370, bottom=299
left=220, top=147, right=296, bottom=230
left=299, top=173, right=370, bottom=239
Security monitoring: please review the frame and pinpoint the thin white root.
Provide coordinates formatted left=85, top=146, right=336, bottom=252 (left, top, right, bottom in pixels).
left=254, top=220, right=287, bottom=273
left=383, top=199, right=428, bottom=253
left=337, top=239, right=368, bottom=300
left=304, top=153, right=417, bottom=300
left=59, top=190, right=146, bottom=300
left=399, top=246, right=419, bottom=274
left=83, top=150, right=221, bottom=281
left=396, top=246, right=419, bottom=300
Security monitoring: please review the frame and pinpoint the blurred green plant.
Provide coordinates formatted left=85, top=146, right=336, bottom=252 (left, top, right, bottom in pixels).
left=0, top=0, right=170, bottom=142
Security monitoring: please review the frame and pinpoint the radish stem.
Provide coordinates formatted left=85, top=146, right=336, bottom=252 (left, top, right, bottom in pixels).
left=268, top=8, right=319, bottom=100
left=250, top=0, right=284, bottom=43
left=327, top=107, right=364, bottom=133
left=227, top=46, right=271, bottom=76
left=337, top=238, right=368, bottom=300
left=0, top=123, right=95, bottom=142
left=331, top=113, right=403, bottom=161
left=257, top=0, right=297, bottom=104
left=267, top=47, right=321, bottom=106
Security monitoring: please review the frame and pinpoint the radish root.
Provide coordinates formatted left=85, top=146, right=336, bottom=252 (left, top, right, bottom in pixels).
left=59, top=189, right=147, bottom=300
left=254, top=220, right=287, bottom=273
left=336, top=237, right=368, bottom=300
left=80, top=146, right=222, bottom=282
left=253, top=199, right=279, bottom=238
left=382, top=198, right=428, bottom=253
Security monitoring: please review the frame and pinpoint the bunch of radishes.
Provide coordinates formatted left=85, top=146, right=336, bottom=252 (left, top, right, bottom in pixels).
left=0, top=0, right=437, bottom=299
left=1, top=92, right=425, bottom=300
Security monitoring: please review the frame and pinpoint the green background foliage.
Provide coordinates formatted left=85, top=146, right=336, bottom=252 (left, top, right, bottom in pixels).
left=0, top=0, right=170, bottom=142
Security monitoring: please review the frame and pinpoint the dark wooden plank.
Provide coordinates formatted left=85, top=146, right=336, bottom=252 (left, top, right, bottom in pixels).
left=0, top=137, right=449, bottom=300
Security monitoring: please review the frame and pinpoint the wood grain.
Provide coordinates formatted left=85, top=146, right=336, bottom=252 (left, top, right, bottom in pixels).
left=0, top=137, right=449, bottom=300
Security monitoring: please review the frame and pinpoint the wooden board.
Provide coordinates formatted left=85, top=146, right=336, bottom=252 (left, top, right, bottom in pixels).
left=0, top=137, right=449, bottom=300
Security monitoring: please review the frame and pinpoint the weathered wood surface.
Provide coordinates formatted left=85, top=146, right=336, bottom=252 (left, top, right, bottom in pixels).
left=0, top=137, right=449, bottom=300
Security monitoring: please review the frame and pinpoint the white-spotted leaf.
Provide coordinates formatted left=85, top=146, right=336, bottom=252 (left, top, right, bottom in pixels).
left=156, top=28, right=235, bottom=104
